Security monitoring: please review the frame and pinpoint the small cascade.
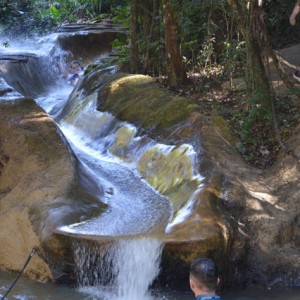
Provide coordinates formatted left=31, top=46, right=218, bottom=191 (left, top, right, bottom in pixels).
left=1, top=33, right=205, bottom=297
left=55, top=88, right=204, bottom=237
left=0, top=33, right=74, bottom=98
left=74, top=238, right=163, bottom=300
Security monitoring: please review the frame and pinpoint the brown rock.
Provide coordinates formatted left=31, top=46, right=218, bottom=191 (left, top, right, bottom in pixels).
left=0, top=98, right=76, bottom=281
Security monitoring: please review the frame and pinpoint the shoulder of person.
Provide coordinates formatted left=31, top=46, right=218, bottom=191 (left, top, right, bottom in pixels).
left=196, top=296, right=222, bottom=300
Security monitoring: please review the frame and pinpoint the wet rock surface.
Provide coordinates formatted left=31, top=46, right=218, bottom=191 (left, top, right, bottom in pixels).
left=0, top=32, right=299, bottom=290
left=0, top=97, right=80, bottom=282
left=75, top=69, right=300, bottom=289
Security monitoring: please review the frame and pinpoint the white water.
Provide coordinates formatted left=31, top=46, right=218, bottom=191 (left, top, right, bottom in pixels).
left=34, top=58, right=202, bottom=298
left=112, top=239, right=162, bottom=300
left=74, top=238, right=163, bottom=300
left=35, top=84, right=203, bottom=239
left=27, top=60, right=170, bottom=297
left=1, top=37, right=171, bottom=298
left=1, top=32, right=204, bottom=237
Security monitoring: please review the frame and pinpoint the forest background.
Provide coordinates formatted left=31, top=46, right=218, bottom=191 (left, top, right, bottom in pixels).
left=0, top=0, right=300, bottom=169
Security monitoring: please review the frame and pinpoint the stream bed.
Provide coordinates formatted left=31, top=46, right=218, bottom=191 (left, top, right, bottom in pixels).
left=1, top=270, right=299, bottom=300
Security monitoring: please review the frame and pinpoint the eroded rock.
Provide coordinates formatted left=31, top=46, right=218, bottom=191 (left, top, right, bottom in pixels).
left=71, top=69, right=300, bottom=288
left=0, top=98, right=77, bottom=281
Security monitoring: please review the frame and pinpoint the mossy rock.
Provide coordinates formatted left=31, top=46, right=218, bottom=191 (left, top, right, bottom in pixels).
left=98, top=74, right=197, bottom=134
left=212, top=114, right=236, bottom=147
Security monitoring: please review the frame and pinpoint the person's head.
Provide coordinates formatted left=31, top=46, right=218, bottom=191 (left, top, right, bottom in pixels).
left=70, top=61, right=82, bottom=74
left=189, top=258, right=218, bottom=296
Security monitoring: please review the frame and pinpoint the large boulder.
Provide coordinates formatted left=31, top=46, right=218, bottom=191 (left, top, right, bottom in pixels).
left=0, top=98, right=77, bottom=281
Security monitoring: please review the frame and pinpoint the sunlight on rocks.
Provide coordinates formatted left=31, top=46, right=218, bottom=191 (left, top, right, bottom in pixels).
left=21, top=112, right=50, bottom=123
left=248, top=199, right=264, bottom=211
left=281, top=165, right=299, bottom=182
left=248, top=190, right=278, bottom=204
left=248, top=190, right=285, bottom=211
left=109, top=75, right=153, bottom=93
left=248, top=214, right=275, bottom=221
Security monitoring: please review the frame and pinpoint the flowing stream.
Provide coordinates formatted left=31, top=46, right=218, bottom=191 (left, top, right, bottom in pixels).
left=0, top=34, right=194, bottom=299
left=35, top=66, right=171, bottom=299
left=0, top=34, right=299, bottom=300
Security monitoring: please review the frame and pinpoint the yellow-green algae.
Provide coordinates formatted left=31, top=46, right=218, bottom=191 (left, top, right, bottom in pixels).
left=137, top=145, right=201, bottom=214
left=162, top=176, right=226, bottom=264
left=165, top=180, right=199, bottom=213
left=137, top=145, right=193, bottom=192
left=108, top=126, right=136, bottom=160
left=99, top=74, right=197, bottom=134
left=105, top=125, right=201, bottom=215
left=96, top=74, right=204, bottom=215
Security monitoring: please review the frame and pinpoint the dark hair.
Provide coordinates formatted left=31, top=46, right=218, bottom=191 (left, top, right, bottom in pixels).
left=190, top=258, right=218, bottom=292
left=71, top=60, right=83, bottom=69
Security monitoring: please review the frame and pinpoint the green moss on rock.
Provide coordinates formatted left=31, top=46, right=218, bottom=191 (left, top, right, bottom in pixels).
left=109, top=126, right=136, bottom=160
left=98, top=74, right=197, bottom=134
left=137, top=144, right=201, bottom=214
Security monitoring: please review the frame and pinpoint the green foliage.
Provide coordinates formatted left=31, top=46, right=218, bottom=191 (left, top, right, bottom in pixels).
left=220, top=39, right=246, bottom=78
left=0, top=1, right=35, bottom=36
left=49, top=5, right=60, bottom=23
left=112, top=2, right=130, bottom=26
left=179, top=0, right=240, bottom=73
left=242, top=90, right=272, bottom=139
left=111, top=38, right=130, bottom=65
left=0, top=0, right=128, bottom=37
left=198, top=35, right=216, bottom=69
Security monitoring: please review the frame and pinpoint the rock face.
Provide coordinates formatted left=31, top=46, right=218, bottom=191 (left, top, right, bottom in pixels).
left=0, top=53, right=59, bottom=98
left=54, top=28, right=127, bottom=67
left=0, top=98, right=77, bottom=281
left=70, top=69, right=300, bottom=289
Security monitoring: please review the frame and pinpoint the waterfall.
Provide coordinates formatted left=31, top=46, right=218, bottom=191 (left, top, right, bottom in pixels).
left=74, top=238, right=163, bottom=300
left=0, top=35, right=203, bottom=298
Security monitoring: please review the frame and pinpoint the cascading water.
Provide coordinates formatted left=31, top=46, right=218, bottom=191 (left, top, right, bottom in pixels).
left=52, top=89, right=204, bottom=236
left=111, top=239, right=162, bottom=300
left=0, top=33, right=204, bottom=299
left=48, top=88, right=203, bottom=298
left=74, top=238, right=163, bottom=300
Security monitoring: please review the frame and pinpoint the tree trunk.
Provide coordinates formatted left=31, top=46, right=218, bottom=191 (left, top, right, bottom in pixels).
left=142, top=0, right=151, bottom=73
left=130, top=0, right=139, bottom=73
left=142, top=0, right=151, bottom=38
left=143, top=0, right=160, bottom=74
left=162, top=0, right=186, bottom=86
left=229, top=0, right=272, bottom=115
left=247, top=2, right=271, bottom=111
